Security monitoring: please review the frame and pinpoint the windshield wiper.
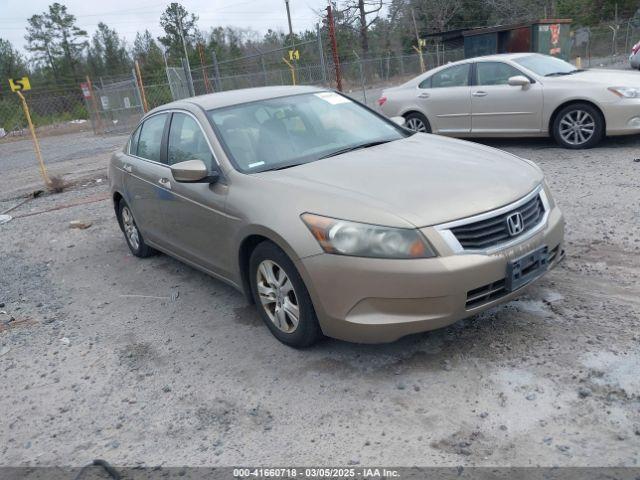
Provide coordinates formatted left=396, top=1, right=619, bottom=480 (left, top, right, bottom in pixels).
left=318, top=140, right=393, bottom=160
left=545, top=69, right=585, bottom=77
left=269, top=162, right=306, bottom=171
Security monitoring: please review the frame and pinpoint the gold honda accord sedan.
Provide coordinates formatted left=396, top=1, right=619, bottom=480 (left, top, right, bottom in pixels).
left=109, top=86, right=565, bottom=347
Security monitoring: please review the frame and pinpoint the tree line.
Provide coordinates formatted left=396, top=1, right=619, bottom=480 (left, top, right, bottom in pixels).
left=1, top=0, right=639, bottom=94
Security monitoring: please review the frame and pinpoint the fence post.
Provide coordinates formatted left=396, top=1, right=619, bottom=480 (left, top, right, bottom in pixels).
left=134, top=60, right=149, bottom=112
left=353, top=51, right=366, bottom=105
left=132, top=69, right=145, bottom=113
left=211, top=51, right=222, bottom=91
left=317, top=23, right=327, bottom=84
left=15, top=90, right=50, bottom=187
left=182, top=57, right=195, bottom=97
left=86, top=76, right=104, bottom=134
left=261, top=55, right=268, bottom=86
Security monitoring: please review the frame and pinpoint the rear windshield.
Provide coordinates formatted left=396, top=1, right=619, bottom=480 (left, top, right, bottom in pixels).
left=207, top=92, right=407, bottom=173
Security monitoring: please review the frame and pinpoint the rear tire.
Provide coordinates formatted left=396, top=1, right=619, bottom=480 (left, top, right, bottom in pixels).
left=552, top=103, right=604, bottom=149
left=118, top=200, right=156, bottom=258
left=404, top=112, right=432, bottom=133
left=249, top=242, right=322, bottom=348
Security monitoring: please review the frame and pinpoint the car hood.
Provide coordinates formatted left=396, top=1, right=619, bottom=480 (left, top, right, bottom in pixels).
left=262, top=134, right=543, bottom=227
left=550, top=68, right=640, bottom=85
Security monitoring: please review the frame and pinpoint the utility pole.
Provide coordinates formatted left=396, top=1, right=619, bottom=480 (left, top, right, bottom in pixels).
left=327, top=1, right=343, bottom=91
left=284, top=0, right=295, bottom=49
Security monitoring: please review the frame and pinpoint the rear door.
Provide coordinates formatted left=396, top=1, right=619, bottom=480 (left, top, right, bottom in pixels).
left=470, top=61, right=543, bottom=134
left=416, top=63, right=472, bottom=134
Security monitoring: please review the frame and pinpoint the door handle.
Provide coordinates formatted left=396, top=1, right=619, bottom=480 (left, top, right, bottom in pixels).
left=472, top=91, right=488, bottom=97
left=123, top=164, right=132, bottom=173
left=418, top=92, right=430, bottom=98
left=158, top=177, right=172, bottom=190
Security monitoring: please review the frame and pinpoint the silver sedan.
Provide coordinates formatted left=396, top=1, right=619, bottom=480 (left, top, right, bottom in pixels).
left=630, top=41, right=640, bottom=69
left=378, top=53, right=640, bottom=148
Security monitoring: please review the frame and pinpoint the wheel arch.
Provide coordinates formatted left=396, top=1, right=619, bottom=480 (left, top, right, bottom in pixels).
left=237, top=227, right=304, bottom=304
left=401, top=109, right=433, bottom=132
left=548, top=99, right=606, bottom=136
left=112, top=191, right=125, bottom=231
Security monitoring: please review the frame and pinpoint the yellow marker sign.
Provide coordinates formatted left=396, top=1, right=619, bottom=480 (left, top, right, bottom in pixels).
left=288, top=49, right=300, bottom=61
left=418, top=39, right=426, bottom=48
left=9, top=77, right=31, bottom=92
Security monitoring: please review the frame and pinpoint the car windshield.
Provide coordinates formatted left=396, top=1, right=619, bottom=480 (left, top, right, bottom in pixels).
left=513, top=55, right=578, bottom=76
left=207, top=92, right=408, bottom=173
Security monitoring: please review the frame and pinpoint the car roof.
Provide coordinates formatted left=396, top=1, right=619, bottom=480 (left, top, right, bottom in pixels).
left=151, top=85, right=327, bottom=114
left=446, top=52, right=541, bottom=65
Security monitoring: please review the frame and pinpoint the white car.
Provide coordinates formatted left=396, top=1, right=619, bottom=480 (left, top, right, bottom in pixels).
left=378, top=53, right=640, bottom=148
left=630, top=41, right=640, bottom=69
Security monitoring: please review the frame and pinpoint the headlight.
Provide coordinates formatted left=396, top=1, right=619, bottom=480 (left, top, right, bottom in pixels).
left=608, top=86, right=640, bottom=98
left=301, top=213, right=436, bottom=259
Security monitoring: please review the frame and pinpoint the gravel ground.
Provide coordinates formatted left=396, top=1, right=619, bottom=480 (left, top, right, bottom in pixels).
left=0, top=131, right=128, bottom=171
left=0, top=132, right=639, bottom=468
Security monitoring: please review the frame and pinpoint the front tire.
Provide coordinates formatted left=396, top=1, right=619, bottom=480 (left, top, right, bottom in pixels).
left=552, top=103, right=604, bottom=149
left=249, top=242, right=321, bottom=348
left=404, top=112, right=432, bottom=133
left=118, top=200, right=155, bottom=258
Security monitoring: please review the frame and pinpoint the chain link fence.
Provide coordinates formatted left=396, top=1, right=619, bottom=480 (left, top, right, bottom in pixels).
left=2, top=16, right=638, bottom=196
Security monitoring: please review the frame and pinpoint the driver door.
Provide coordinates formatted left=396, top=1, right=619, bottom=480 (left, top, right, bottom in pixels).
left=162, top=112, right=232, bottom=278
left=470, top=61, right=543, bottom=134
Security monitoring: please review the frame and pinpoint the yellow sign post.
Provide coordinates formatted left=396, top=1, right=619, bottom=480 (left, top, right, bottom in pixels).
left=413, top=39, right=426, bottom=73
left=11, top=82, right=50, bottom=187
left=282, top=57, right=297, bottom=85
left=9, top=76, right=32, bottom=92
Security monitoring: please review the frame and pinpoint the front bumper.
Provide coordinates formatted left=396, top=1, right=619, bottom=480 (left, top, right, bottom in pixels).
left=297, top=205, right=564, bottom=343
left=605, top=99, right=640, bottom=135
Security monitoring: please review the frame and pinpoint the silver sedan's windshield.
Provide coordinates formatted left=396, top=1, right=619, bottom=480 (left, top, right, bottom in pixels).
left=514, top=55, right=578, bottom=76
left=208, top=92, right=407, bottom=173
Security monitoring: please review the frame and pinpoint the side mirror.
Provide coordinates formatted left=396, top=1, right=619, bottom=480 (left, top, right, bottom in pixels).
left=170, top=159, right=219, bottom=183
left=390, top=116, right=406, bottom=127
left=508, top=75, right=531, bottom=88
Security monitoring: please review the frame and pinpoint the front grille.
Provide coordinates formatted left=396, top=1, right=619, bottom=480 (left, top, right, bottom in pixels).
left=451, top=194, right=544, bottom=250
left=466, top=279, right=507, bottom=309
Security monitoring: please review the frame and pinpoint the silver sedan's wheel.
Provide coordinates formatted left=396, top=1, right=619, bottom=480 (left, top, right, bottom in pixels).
left=256, top=259, right=300, bottom=333
left=121, top=205, right=140, bottom=251
left=406, top=117, right=428, bottom=132
left=558, top=109, right=595, bottom=146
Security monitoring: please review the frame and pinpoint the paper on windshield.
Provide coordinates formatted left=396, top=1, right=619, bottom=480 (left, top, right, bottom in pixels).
left=314, top=92, right=351, bottom=105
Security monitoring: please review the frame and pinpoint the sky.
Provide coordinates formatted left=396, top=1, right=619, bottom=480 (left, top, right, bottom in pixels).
left=0, top=0, right=331, bottom=55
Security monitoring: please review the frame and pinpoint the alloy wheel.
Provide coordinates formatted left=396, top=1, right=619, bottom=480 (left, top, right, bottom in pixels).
left=558, top=110, right=595, bottom=146
left=256, top=259, right=300, bottom=333
left=406, top=117, right=427, bottom=132
left=121, top=206, right=140, bottom=251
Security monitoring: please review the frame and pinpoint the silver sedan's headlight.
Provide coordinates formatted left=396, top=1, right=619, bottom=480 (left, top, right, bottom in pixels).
left=301, top=213, right=436, bottom=259
left=608, top=86, right=640, bottom=98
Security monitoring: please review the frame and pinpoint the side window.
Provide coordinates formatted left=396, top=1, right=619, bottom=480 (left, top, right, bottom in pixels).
left=168, top=113, right=215, bottom=169
left=136, top=114, right=167, bottom=162
left=431, top=64, right=471, bottom=88
left=418, top=77, right=431, bottom=89
left=476, top=62, right=525, bottom=86
left=129, top=125, right=141, bottom=155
